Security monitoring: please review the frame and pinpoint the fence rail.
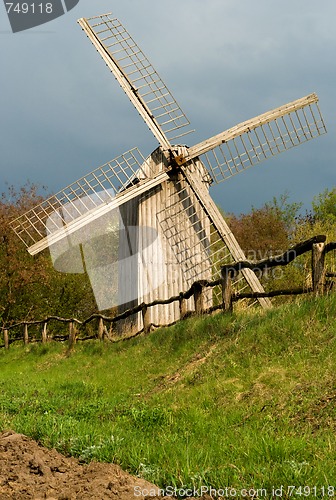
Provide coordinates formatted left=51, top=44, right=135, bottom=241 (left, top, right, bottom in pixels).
left=1, top=235, right=335, bottom=349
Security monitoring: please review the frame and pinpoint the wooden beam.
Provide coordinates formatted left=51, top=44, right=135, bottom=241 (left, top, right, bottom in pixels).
left=221, top=235, right=327, bottom=274
left=28, top=172, right=169, bottom=255
left=235, top=287, right=308, bottom=299
left=181, top=162, right=272, bottom=308
left=186, top=94, right=319, bottom=160
left=68, top=321, right=77, bottom=348
left=78, top=18, right=172, bottom=151
left=42, top=322, right=48, bottom=343
left=3, top=329, right=9, bottom=349
left=179, top=294, right=188, bottom=319
left=142, top=304, right=151, bottom=334
left=98, top=317, right=104, bottom=341
left=23, top=324, right=29, bottom=345
left=221, top=272, right=233, bottom=313
left=312, top=241, right=326, bottom=295
left=193, top=283, right=205, bottom=314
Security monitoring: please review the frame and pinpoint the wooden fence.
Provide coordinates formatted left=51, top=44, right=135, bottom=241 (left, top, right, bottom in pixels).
left=1, top=235, right=335, bottom=349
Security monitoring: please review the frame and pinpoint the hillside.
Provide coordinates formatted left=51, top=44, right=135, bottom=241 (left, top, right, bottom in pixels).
left=0, top=294, right=336, bottom=497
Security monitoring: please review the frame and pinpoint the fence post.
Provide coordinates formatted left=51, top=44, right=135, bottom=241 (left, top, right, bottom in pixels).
left=179, top=294, right=187, bottom=319
left=42, top=322, right=48, bottom=343
left=221, top=268, right=233, bottom=313
left=194, top=283, right=204, bottom=314
left=142, top=304, right=151, bottom=334
left=23, top=323, right=29, bottom=345
left=3, top=329, right=9, bottom=349
left=312, top=241, right=326, bottom=294
left=103, top=325, right=110, bottom=340
left=68, top=321, right=77, bottom=348
left=108, top=322, right=114, bottom=340
left=98, top=317, right=104, bottom=341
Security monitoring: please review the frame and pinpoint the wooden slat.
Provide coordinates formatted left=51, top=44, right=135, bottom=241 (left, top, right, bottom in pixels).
left=28, top=172, right=169, bottom=255
left=3, top=329, right=9, bottom=349
left=181, top=162, right=272, bottom=308
left=98, top=317, right=104, bottom=340
left=23, top=324, right=29, bottom=345
left=78, top=17, right=172, bottom=151
left=186, top=94, right=320, bottom=161
left=42, top=322, right=48, bottom=343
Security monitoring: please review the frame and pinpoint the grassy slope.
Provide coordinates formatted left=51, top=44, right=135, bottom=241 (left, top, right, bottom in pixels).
left=0, top=294, right=336, bottom=494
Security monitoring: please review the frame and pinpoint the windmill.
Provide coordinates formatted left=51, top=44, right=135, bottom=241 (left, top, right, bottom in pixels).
left=10, top=13, right=327, bottom=328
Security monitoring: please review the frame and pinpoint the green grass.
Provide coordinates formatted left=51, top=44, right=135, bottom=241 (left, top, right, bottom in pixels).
left=1, top=294, right=336, bottom=497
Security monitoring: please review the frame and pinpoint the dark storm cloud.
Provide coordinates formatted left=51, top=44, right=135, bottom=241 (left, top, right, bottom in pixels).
left=1, top=0, right=335, bottom=213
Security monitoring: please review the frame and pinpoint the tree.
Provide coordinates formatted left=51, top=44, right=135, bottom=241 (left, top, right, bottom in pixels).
left=226, top=194, right=304, bottom=297
left=264, top=192, right=303, bottom=237
left=312, top=187, right=336, bottom=224
left=0, top=183, right=97, bottom=325
left=227, top=193, right=302, bottom=261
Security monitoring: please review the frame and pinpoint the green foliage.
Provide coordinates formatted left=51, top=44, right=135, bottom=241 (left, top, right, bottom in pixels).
left=0, top=183, right=97, bottom=326
left=2, top=182, right=336, bottom=323
left=264, top=191, right=303, bottom=235
left=290, top=190, right=336, bottom=294
left=1, top=182, right=336, bottom=492
left=312, top=187, right=336, bottom=224
left=228, top=205, right=288, bottom=259
left=226, top=190, right=335, bottom=299
left=0, top=294, right=336, bottom=490
left=227, top=192, right=303, bottom=261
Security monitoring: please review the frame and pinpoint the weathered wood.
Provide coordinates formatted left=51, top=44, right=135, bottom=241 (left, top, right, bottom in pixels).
left=103, top=325, right=110, bottom=340
left=23, top=324, right=29, bottom=345
left=181, top=163, right=272, bottom=309
left=324, top=242, right=336, bottom=254
left=108, top=323, right=114, bottom=339
left=98, top=317, right=104, bottom=341
left=186, top=94, right=320, bottom=160
left=78, top=18, right=173, bottom=152
left=142, top=304, right=151, bottom=334
left=179, top=295, right=188, bottom=319
left=221, top=272, right=233, bottom=313
left=221, top=235, right=327, bottom=275
left=68, top=321, right=77, bottom=347
left=27, top=171, right=169, bottom=256
left=3, top=329, right=9, bottom=349
left=312, top=241, right=326, bottom=294
left=2, top=279, right=219, bottom=333
left=42, top=322, right=48, bottom=343
left=235, top=287, right=309, bottom=299
left=4, top=316, right=82, bottom=331
left=2, top=235, right=335, bottom=342
left=193, top=283, right=205, bottom=314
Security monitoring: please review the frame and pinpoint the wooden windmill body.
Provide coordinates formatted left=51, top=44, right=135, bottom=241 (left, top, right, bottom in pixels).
left=119, top=146, right=214, bottom=330
left=10, top=13, right=327, bottom=328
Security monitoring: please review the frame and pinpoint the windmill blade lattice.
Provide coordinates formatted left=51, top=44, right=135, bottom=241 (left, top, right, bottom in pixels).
left=185, top=94, right=327, bottom=183
left=10, top=148, right=169, bottom=255
left=78, top=14, right=194, bottom=149
left=156, top=167, right=251, bottom=310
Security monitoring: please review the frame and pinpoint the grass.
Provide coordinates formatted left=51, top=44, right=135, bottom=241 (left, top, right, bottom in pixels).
left=0, top=294, right=336, bottom=497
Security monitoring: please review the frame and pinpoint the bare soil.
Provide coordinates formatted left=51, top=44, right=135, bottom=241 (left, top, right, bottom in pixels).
left=0, top=430, right=166, bottom=499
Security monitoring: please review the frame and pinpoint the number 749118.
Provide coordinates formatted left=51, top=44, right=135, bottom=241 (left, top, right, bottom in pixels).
left=6, top=3, right=53, bottom=14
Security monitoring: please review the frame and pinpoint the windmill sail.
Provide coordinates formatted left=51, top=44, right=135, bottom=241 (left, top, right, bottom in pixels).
left=78, top=14, right=194, bottom=150
left=183, top=94, right=327, bottom=182
left=10, top=148, right=168, bottom=255
left=153, top=151, right=272, bottom=313
left=178, top=158, right=272, bottom=308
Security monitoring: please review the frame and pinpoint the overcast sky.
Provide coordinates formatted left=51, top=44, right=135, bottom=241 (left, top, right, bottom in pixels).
left=1, top=0, right=335, bottom=215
